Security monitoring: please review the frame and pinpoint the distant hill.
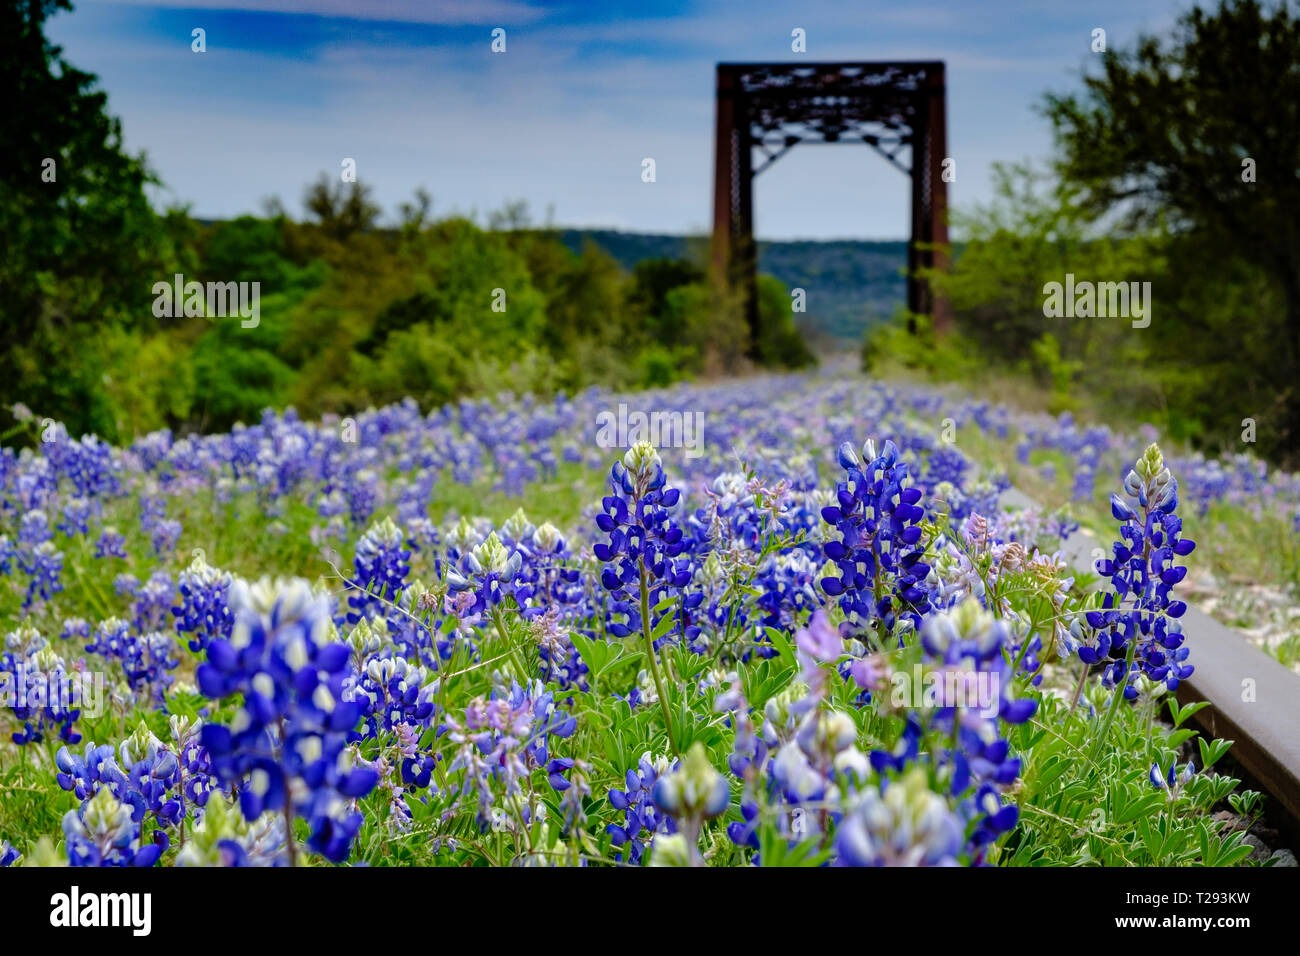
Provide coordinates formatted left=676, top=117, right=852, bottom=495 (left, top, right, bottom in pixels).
left=558, top=229, right=907, bottom=342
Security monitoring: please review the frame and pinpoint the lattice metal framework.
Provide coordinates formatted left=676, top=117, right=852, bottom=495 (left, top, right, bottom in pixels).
left=711, top=62, right=951, bottom=350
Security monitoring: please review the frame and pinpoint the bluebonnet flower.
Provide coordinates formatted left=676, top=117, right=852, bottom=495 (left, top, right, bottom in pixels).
left=547, top=756, right=593, bottom=830
left=19, top=509, right=51, bottom=549
left=343, top=469, right=380, bottom=526
left=138, top=492, right=166, bottom=530
left=446, top=679, right=576, bottom=825
left=348, top=517, right=412, bottom=623
left=172, top=556, right=234, bottom=652
left=22, top=541, right=64, bottom=610
left=170, top=715, right=216, bottom=810
left=55, top=719, right=211, bottom=848
left=1150, top=759, right=1196, bottom=801
left=116, top=570, right=176, bottom=632
left=114, top=722, right=182, bottom=830
left=606, top=752, right=677, bottom=864
left=1086, top=445, right=1196, bottom=696
left=916, top=600, right=1036, bottom=787
left=85, top=618, right=179, bottom=706
left=4, top=628, right=83, bottom=746
left=835, top=768, right=963, bottom=867
left=446, top=529, right=522, bottom=615
left=593, top=442, right=698, bottom=645
left=60, top=617, right=90, bottom=643
left=61, top=788, right=163, bottom=867
left=966, top=783, right=1021, bottom=857
left=0, top=841, right=19, bottom=867
left=59, top=497, right=92, bottom=537
left=349, top=655, right=436, bottom=743
left=652, top=743, right=730, bottom=824
left=646, top=744, right=729, bottom=865
left=197, top=578, right=378, bottom=864
left=55, top=741, right=123, bottom=800
left=530, top=607, right=588, bottom=691
left=820, top=439, right=931, bottom=640
left=94, top=526, right=127, bottom=559
left=150, top=518, right=183, bottom=556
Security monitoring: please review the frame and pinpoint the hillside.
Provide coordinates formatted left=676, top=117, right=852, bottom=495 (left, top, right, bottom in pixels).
left=558, top=229, right=908, bottom=341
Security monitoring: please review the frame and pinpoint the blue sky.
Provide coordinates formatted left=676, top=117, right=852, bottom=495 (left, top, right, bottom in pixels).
left=50, top=0, right=1188, bottom=239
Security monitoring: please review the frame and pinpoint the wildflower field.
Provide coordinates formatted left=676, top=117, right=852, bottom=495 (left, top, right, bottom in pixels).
left=1, top=368, right=1293, bottom=868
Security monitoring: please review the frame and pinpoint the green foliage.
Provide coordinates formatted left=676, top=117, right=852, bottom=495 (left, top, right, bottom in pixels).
left=1, top=0, right=171, bottom=441
left=1004, top=690, right=1261, bottom=866
left=905, top=152, right=1291, bottom=462
left=1041, top=0, right=1300, bottom=464
left=190, top=319, right=296, bottom=429
left=863, top=309, right=982, bottom=382
left=754, top=274, right=816, bottom=369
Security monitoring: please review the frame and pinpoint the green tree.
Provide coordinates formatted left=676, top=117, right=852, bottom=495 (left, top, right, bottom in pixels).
left=1043, top=0, right=1300, bottom=457
left=1, top=0, right=166, bottom=437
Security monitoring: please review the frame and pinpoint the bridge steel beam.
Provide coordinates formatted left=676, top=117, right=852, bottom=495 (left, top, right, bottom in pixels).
left=711, top=61, right=951, bottom=351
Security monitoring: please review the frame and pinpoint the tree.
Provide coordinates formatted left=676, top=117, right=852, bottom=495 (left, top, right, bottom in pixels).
left=302, top=174, right=381, bottom=241
left=1, top=0, right=164, bottom=437
left=1043, top=0, right=1300, bottom=455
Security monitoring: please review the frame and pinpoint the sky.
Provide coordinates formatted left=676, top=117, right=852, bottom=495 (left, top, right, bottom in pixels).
left=47, top=0, right=1189, bottom=240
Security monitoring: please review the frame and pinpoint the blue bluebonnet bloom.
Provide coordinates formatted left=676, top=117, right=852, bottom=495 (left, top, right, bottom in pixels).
left=446, top=530, right=522, bottom=615
left=59, top=617, right=90, bottom=643
left=172, top=556, right=234, bottom=652
left=606, top=752, right=677, bottom=864
left=529, top=607, right=588, bottom=690
left=1150, top=759, right=1196, bottom=801
left=3, top=627, right=83, bottom=746
left=59, top=498, right=93, bottom=537
left=446, top=679, right=576, bottom=825
left=55, top=719, right=211, bottom=847
left=19, top=509, right=51, bottom=549
left=85, top=618, right=179, bottom=706
left=648, top=743, right=730, bottom=865
left=21, top=541, right=64, bottom=611
left=820, top=439, right=931, bottom=639
left=835, top=768, right=963, bottom=867
left=174, top=790, right=286, bottom=867
left=55, top=742, right=123, bottom=800
left=0, top=535, right=14, bottom=575
left=0, top=840, right=19, bottom=866
left=1085, top=445, right=1196, bottom=696
left=348, top=517, right=412, bottom=623
left=94, top=527, right=127, bottom=559
left=593, top=442, right=699, bottom=645
left=61, top=788, right=163, bottom=867
left=916, top=600, right=1036, bottom=786
left=349, top=654, right=436, bottom=742
left=197, top=577, right=378, bottom=863
left=115, top=722, right=183, bottom=831
left=119, top=570, right=176, bottom=632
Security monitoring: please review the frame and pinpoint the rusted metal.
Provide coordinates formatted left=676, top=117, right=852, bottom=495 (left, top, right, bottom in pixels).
left=710, top=61, right=951, bottom=351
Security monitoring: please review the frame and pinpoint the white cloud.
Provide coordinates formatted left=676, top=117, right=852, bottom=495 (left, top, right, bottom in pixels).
left=85, top=0, right=547, bottom=26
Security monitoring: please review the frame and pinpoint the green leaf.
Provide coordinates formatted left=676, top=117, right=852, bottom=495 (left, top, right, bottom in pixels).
left=1197, top=736, right=1234, bottom=769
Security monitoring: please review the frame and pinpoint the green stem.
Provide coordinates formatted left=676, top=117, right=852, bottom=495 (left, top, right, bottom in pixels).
left=492, top=607, right=531, bottom=682
left=1066, top=661, right=1089, bottom=717
left=1088, top=639, right=1136, bottom=764
left=639, top=556, right=678, bottom=755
